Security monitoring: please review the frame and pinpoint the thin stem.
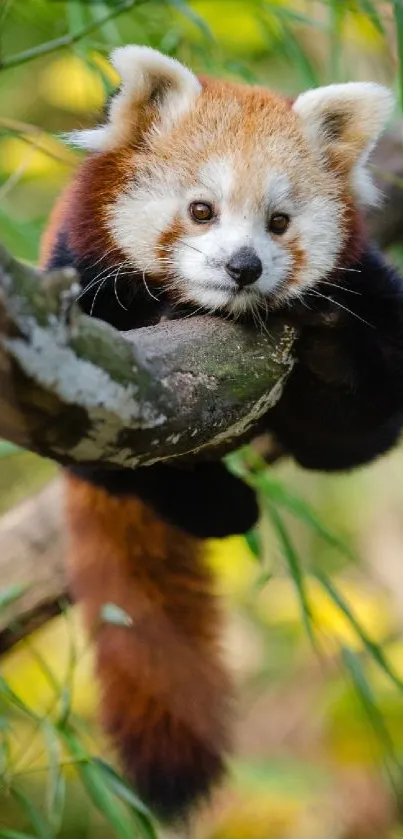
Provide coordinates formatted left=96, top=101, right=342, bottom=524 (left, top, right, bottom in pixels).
left=0, top=0, right=142, bottom=71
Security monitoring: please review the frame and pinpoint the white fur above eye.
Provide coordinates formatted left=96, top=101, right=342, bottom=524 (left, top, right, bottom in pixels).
left=66, top=45, right=201, bottom=152
left=293, top=82, right=394, bottom=206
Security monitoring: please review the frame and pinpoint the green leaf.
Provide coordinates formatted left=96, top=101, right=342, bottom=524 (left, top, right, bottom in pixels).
left=0, top=832, right=39, bottom=839
left=0, top=737, right=10, bottom=776
left=264, top=502, right=317, bottom=649
left=223, top=59, right=258, bottom=84
left=21, top=638, right=61, bottom=696
left=94, top=759, right=158, bottom=838
left=43, top=724, right=65, bottom=836
left=227, top=448, right=355, bottom=563
left=315, top=570, right=403, bottom=692
left=274, top=20, right=319, bottom=87
left=168, top=0, right=215, bottom=44
left=255, top=474, right=356, bottom=562
left=88, top=1, right=122, bottom=44
left=100, top=603, right=133, bottom=627
left=0, top=584, right=29, bottom=613
left=327, top=0, right=343, bottom=82
left=57, top=687, right=72, bottom=727
left=262, top=2, right=324, bottom=30
left=59, top=728, right=150, bottom=839
left=394, top=1, right=403, bottom=111
left=356, top=0, right=385, bottom=34
left=0, top=442, right=22, bottom=458
left=0, top=677, right=41, bottom=722
left=245, top=528, right=261, bottom=559
left=11, top=787, right=52, bottom=839
left=341, top=645, right=400, bottom=781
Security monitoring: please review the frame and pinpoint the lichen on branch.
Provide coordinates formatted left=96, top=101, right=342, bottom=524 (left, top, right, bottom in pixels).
left=0, top=242, right=296, bottom=468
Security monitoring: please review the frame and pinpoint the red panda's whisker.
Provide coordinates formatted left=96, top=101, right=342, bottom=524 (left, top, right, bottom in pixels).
left=178, top=241, right=205, bottom=257
left=142, top=271, right=161, bottom=303
left=86, top=246, right=119, bottom=273
left=255, top=303, right=274, bottom=340
left=114, top=264, right=129, bottom=312
left=307, top=289, right=374, bottom=328
left=294, top=290, right=313, bottom=310
left=257, top=295, right=276, bottom=332
left=321, top=280, right=361, bottom=295
left=181, top=304, right=208, bottom=319
left=90, top=276, right=110, bottom=317
left=82, top=262, right=131, bottom=312
left=333, top=266, right=362, bottom=273
left=75, top=262, right=124, bottom=303
left=75, top=275, right=108, bottom=304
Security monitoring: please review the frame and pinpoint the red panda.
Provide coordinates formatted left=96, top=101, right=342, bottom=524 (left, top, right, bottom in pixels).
left=41, top=46, right=403, bottom=822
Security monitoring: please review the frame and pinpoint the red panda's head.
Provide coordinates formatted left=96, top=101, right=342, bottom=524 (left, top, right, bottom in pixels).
left=69, top=46, right=393, bottom=315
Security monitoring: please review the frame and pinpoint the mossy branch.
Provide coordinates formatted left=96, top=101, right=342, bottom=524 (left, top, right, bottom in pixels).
left=0, top=243, right=296, bottom=468
left=1, top=123, right=403, bottom=646
left=1, top=122, right=403, bottom=470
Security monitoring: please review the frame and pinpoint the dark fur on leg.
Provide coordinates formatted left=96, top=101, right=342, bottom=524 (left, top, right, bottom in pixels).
left=265, top=246, right=403, bottom=471
left=68, top=460, right=259, bottom=538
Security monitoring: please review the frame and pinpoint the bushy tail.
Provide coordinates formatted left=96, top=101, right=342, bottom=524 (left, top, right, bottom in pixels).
left=64, top=474, right=232, bottom=822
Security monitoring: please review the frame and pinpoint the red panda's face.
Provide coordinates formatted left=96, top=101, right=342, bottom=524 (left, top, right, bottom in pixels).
left=70, top=47, right=393, bottom=315
left=107, top=129, right=343, bottom=315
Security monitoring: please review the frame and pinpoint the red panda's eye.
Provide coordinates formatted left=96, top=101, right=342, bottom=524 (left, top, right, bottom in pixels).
left=189, top=202, right=214, bottom=223
left=269, top=213, right=290, bottom=235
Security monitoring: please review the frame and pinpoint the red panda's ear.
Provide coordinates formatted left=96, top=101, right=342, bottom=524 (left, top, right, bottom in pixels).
left=292, top=82, right=394, bottom=205
left=67, top=46, right=201, bottom=152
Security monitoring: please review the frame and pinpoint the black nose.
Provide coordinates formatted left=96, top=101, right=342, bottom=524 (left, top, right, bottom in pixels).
left=225, top=247, right=262, bottom=287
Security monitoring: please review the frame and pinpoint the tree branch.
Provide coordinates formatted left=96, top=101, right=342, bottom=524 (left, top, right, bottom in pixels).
left=0, top=243, right=296, bottom=468
left=0, top=480, right=67, bottom=654
left=1, top=124, right=403, bottom=649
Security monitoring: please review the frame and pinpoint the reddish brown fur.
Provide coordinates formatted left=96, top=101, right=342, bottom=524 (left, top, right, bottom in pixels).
left=41, top=203, right=232, bottom=821
left=158, top=217, right=186, bottom=254
left=286, top=236, right=307, bottom=286
left=44, top=77, right=364, bottom=293
left=41, top=70, right=369, bottom=821
left=64, top=475, right=232, bottom=820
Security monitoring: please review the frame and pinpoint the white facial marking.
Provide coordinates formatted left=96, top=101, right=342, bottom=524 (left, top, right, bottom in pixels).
left=108, top=161, right=180, bottom=270
left=170, top=159, right=341, bottom=312
left=109, top=152, right=342, bottom=315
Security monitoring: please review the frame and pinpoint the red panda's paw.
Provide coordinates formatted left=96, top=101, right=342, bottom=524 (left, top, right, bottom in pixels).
left=108, top=709, right=227, bottom=824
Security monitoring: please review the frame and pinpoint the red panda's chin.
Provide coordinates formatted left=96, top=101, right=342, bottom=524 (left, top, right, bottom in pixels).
left=180, top=281, right=273, bottom=316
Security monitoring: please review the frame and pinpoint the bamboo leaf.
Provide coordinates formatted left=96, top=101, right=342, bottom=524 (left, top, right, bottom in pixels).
left=94, top=758, right=158, bottom=838
left=262, top=2, right=324, bottom=30
left=43, top=724, right=65, bottom=836
left=341, top=645, right=400, bottom=782
left=0, top=584, right=29, bottom=613
left=264, top=502, right=317, bottom=648
left=0, top=677, right=41, bottom=722
left=276, top=21, right=319, bottom=87
left=315, top=570, right=403, bottom=692
left=100, top=603, right=133, bottom=628
left=245, top=528, right=261, bottom=559
left=0, top=441, right=22, bottom=458
left=394, top=0, right=403, bottom=110
left=11, top=787, right=52, bottom=839
left=59, top=728, right=151, bottom=839
left=168, top=0, right=215, bottom=44
left=357, top=0, right=385, bottom=34
left=255, top=474, right=356, bottom=562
